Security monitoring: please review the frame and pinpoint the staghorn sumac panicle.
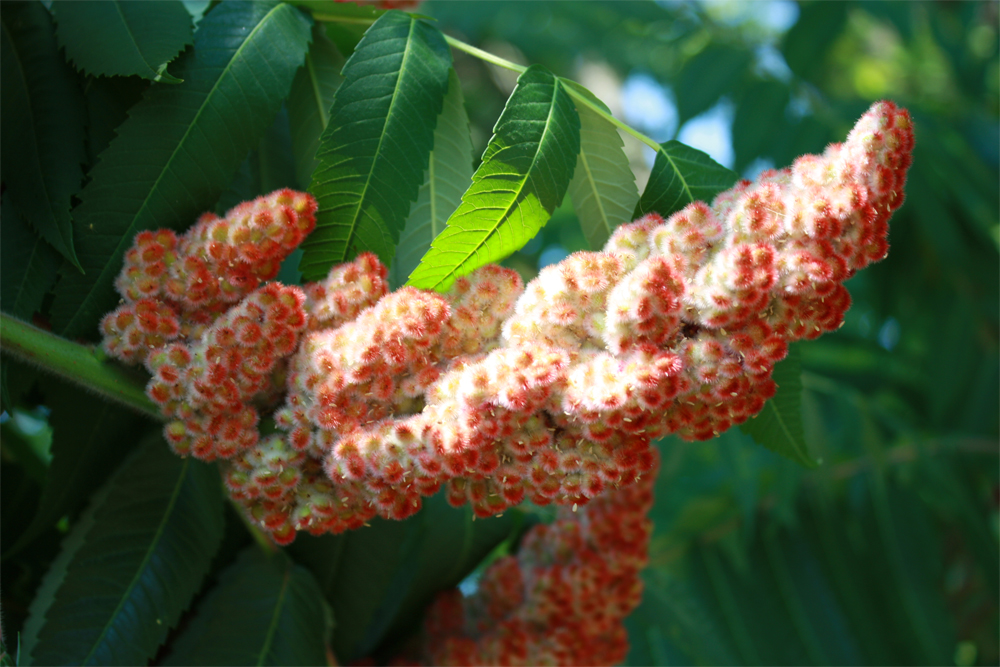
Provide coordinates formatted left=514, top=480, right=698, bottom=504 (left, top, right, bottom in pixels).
left=99, top=101, right=913, bottom=660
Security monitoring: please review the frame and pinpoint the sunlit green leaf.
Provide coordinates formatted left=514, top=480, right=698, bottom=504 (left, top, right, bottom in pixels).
left=390, top=68, right=474, bottom=288
left=50, top=1, right=312, bottom=340
left=299, top=11, right=452, bottom=280
left=1, top=1, right=86, bottom=269
left=52, top=0, right=192, bottom=82
left=164, top=548, right=331, bottom=666
left=21, top=435, right=224, bottom=666
left=407, top=65, right=581, bottom=291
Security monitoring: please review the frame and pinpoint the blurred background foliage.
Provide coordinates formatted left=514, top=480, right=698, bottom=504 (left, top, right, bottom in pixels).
left=1, top=1, right=996, bottom=665
left=423, top=1, right=999, bottom=664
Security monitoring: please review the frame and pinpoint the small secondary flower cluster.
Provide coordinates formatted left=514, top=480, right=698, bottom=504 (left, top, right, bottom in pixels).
left=100, top=102, right=914, bottom=548
left=422, top=450, right=658, bottom=666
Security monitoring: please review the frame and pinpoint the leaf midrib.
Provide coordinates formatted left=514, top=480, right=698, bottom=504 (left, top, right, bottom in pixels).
left=335, top=16, right=418, bottom=262
left=64, top=2, right=287, bottom=335
left=306, top=52, right=330, bottom=131
left=428, top=75, right=563, bottom=289
left=256, top=565, right=292, bottom=666
left=111, top=0, right=156, bottom=77
left=576, top=138, right=610, bottom=238
left=80, top=458, right=192, bottom=664
left=660, top=143, right=695, bottom=204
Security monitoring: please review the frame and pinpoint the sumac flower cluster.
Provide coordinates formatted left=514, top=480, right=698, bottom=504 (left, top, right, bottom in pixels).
left=100, top=102, right=913, bottom=551
left=422, top=450, right=658, bottom=666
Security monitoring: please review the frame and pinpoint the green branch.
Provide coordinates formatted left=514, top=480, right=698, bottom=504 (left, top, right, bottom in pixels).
left=0, top=312, right=161, bottom=421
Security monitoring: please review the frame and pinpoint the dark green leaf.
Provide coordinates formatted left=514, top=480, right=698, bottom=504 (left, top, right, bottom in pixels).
left=565, top=84, right=639, bottom=249
left=213, top=107, right=299, bottom=218
left=52, top=0, right=192, bottom=82
left=780, top=2, right=848, bottom=85
left=257, top=106, right=299, bottom=194
left=390, top=68, right=474, bottom=288
left=299, top=11, right=452, bottom=280
left=82, top=74, right=148, bottom=167
left=21, top=434, right=224, bottom=666
left=407, top=65, right=581, bottom=291
left=7, top=376, right=145, bottom=556
left=289, top=495, right=516, bottom=662
left=740, top=345, right=816, bottom=467
left=0, top=193, right=61, bottom=320
left=1, top=1, right=86, bottom=269
left=0, top=409, right=52, bottom=488
left=163, top=548, right=331, bottom=666
left=634, top=140, right=737, bottom=220
left=288, top=23, right=343, bottom=190
left=0, top=357, right=40, bottom=415
left=288, top=515, right=418, bottom=662
left=675, top=45, right=750, bottom=123
left=624, top=568, right=739, bottom=666
left=637, top=480, right=961, bottom=667
left=50, top=1, right=312, bottom=340
left=732, top=80, right=790, bottom=171
left=373, top=495, right=519, bottom=658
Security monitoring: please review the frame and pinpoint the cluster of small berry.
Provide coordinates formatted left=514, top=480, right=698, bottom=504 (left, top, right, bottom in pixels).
left=423, top=450, right=658, bottom=666
left=100, top=102, right=913, bottom=550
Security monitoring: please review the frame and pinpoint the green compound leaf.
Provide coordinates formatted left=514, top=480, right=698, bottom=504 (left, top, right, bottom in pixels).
left=21, top=435, right=224, bottom=666
left=407, top=65, right=581, bottom=291
left=565, top=85, right=639, bottom=250
left=0, top=193, right=61, bottom=320
left=390, top=68, right=474, bottom=288
left=163, top=548, right=331, bottom=666
left=634, top=140, right=738, bottom=221
left=288, top=22, right=343, bottom=190
left=50, top=1, right=312, bottom=340
left=52, top=0, right=193, bottom=82
left=299, top=11, right=452, bottom=281
left=740, top=344, right=817, bottom=468
left=1, top=0, right=86, bottom=270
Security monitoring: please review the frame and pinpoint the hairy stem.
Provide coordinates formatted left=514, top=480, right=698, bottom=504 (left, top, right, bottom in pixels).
left=0, top=312, right=161, bottom=421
